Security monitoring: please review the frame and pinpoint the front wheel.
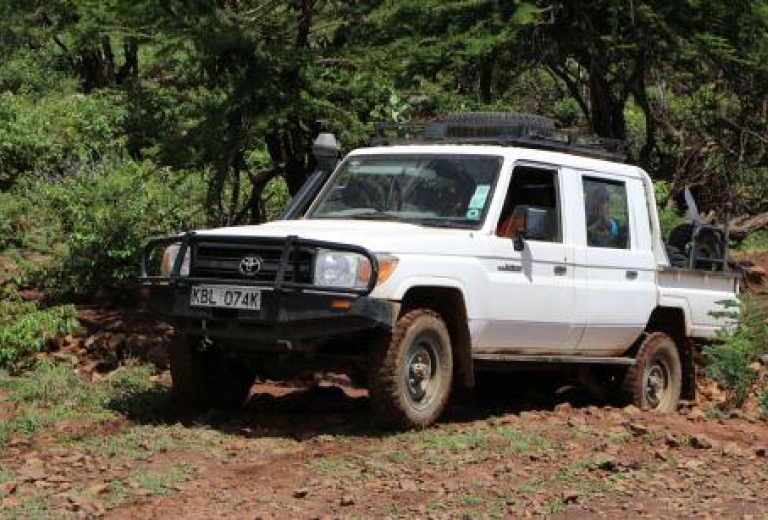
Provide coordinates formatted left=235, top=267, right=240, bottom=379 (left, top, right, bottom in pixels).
left=622, top=332, right=682, bottom=413
left=369, top=310, right=453, bottom=430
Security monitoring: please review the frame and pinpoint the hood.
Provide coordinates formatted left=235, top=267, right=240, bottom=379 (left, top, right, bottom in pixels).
left=194, top=219, right=479, bottom=254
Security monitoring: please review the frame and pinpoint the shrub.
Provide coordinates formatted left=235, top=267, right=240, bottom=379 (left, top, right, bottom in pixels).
left=0, top=192, right=32, bottom=250
left=0, top=92, right=126, bottom=190
left=759, top=390, right=768, bottom=416
left=653, top=181, right=687, bottom=240
left=28, top=158, right=205, bottom=294
left=703, top=296, right=768, bottom=407
left=0, top=287, right=78, bottom=371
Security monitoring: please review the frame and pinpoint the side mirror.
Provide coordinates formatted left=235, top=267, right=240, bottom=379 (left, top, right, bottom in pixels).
left=524, top=207, right=551, bottom=240
left=513, top=207, right=550, bottom=251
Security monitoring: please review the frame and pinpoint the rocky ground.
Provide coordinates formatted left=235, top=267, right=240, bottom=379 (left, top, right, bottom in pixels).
left=1, top=355, right=768, bottom=519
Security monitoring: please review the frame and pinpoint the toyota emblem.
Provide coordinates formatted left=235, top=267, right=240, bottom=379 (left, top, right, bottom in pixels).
left=238, top=256, right=263, bottom=276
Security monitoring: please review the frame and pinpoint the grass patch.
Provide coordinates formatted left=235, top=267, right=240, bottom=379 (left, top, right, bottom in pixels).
left=0, top=361, right=167, bottom=450
left=129, top=463, right=190, bottom=496
left=80, top=424, right=224, bottom=461
left=387, top=423, right=548, bottom=469
left=307, top=457, right=352, bottom=476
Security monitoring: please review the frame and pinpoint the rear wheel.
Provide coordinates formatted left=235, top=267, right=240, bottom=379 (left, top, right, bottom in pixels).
left=622, top=332, right=682, bottom=412
left=170, top=335, right=256, bottom=410
left=369, top=310, right=453, bottom=429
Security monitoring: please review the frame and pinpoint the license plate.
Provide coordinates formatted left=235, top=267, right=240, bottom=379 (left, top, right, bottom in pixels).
left=190, top=285, right=261, bottom=310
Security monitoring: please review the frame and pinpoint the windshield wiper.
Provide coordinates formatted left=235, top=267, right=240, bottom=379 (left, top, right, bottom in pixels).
left=411, top=218, right=475, bottom=229
left=348, top=211, right=399, bottom=221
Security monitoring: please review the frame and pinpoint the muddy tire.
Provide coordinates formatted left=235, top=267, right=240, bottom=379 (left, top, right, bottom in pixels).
left=170, top=335, right=256, bottom=410
left=369, top=310, right=453, bottom=430
left=622, top=332, right=682, bottom=412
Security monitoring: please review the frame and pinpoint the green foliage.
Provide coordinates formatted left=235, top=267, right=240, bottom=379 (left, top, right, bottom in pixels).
left=29, top=159, right=205, bottom=293
left=653, top=181, right=687, bottom=240
left=0, top=288, right=78, bottom=371
left=703, top=296, right=768, bottom=407
left=736, top=230, right=768, bottom=252
left=0, top=92, right=126, bottom=190
left=0, top=192, right=32, bottom=250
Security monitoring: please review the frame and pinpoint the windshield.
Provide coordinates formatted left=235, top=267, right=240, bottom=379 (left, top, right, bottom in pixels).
left=307, top=154, right=503, bottom=229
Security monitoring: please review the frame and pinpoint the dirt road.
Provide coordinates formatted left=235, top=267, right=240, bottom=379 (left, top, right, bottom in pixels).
left=2, top=370, right=767, bottom=519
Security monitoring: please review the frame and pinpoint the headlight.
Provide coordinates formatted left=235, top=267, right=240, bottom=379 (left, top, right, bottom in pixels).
left=314, top=251, right=398, bottom=289
left=160, top=244, right=190, bottom=277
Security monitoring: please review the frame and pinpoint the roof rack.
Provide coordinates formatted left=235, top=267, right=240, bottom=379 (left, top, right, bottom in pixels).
left=371, top=113, right=627, bottom=163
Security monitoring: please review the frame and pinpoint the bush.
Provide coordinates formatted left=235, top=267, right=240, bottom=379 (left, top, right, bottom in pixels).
left=0, top=92, right=126, bottom=190
left=0, top=192, right=32, bottom=250
left=703, top=296, right=768, bottom=407
left=653, top=181, right=687, bottom=240
left=0, top=287, right=79, bottom=371
left=28, top=159, right=205, bottom=294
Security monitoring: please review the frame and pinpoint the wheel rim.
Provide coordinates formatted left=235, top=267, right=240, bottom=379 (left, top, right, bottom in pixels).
left=644, top=359, right=671, bottom=409
left=404, top=335, right=440, bottom=410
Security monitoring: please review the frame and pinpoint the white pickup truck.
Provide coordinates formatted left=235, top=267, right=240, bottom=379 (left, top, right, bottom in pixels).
left=140, top=113, right=739, bottom=429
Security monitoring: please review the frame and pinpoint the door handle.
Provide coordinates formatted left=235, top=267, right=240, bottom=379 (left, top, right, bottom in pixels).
left=553, top=265, right=567, bottom=276
left=626, top=270, right=639, bottom=280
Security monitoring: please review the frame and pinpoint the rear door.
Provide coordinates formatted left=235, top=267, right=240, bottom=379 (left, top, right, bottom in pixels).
left=573, top=172, right=657, bottom=355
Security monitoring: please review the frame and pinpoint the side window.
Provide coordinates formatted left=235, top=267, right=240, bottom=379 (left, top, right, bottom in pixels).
left=497, top=166, right=561, bottom=242
left=582, top=177, right=630, bottom=249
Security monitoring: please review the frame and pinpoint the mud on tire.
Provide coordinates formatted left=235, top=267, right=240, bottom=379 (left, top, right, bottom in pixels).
left=369, top=309, right=453, bottom=430
left=622, top=332, right=682, bottom=413
left=170, top=335, right=256, bottom=410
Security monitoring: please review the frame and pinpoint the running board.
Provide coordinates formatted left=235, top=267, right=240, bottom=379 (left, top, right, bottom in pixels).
left=472, top=353, right=636, bottom=366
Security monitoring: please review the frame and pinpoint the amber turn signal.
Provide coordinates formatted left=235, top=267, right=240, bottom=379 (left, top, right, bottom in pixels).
left=331, top=299, right=352, bottom=310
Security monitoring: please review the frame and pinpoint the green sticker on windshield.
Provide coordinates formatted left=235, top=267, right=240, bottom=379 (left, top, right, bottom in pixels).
left=466, top=208, right=481, bottom=220
left=468, top=185, right=491, bottom=209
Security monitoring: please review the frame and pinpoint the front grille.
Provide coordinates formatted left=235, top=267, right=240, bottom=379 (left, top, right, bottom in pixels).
left=190, top=241, right=314, bottom=284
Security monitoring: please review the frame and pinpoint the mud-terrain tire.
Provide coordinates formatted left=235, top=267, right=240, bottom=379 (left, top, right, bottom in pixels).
left=369, top=310, right=453, bottom=430
left=170, top=335, right=256, bottom=410
left=622, top=332, right=682, bottom=413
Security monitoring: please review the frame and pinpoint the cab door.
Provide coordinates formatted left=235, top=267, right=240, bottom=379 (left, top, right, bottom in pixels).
left=476, top=163, right=581, bottom=354
left=574, top=173, right=657, bottom=355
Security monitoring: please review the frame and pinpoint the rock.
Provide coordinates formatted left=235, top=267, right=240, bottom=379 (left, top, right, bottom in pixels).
left=292, top=488, right=308, bottom=499
left=87, top=482, right=111, bottom=496
left=665, top=433, right=680, bottom=448
left=554, top=402, right=572, bottom=415
left=19, top=458, right=47, bottom=481
left=690, top=434, right=714, bottom=450
left=1, top=497, right=21, bottom=508
left=340, top=494, right=355, bottom=506
left=627, top=422, right=648, bottom=436
left=654, top=449, right=669, bottom=461
left=687, top=408, right=707, bottom=422
left=722, top=443, right=745, bottom=457
left=623, top=405, right=641, bottom=415
left=400, top=480, right=418, bottom=492
left=0, top=482, right=17, bottom=495
left=71, top=496, right=106, bottom=517
left=683, top=459, right=703, bottom=471
left=754, top=447, right=767, bottom=458
left=562, top=489, right=580, bottom=504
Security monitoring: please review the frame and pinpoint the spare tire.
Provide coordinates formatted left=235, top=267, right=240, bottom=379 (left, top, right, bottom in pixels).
left=667, top=223, right=694, bottom=252
left=666, top=223, right=724, bottom=271
left=434, top=112, right=556, bottom=130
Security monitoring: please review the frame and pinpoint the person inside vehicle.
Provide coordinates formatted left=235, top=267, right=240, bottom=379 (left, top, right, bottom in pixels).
left=497, top=202, right=526, bottom=238
left=586, top=186, right=620, bottom=247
